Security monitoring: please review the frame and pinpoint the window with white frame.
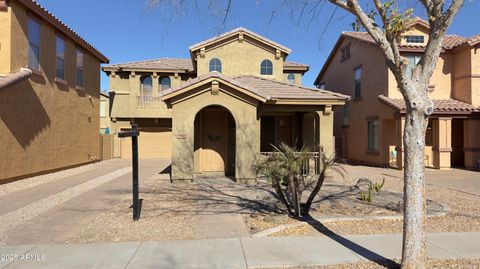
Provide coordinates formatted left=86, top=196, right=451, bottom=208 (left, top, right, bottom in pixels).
left=343, top=102, right=350, bottom=126
left=159, top=76, right=171, bottom=91
left=405, top=35, right=424, bottom=44
left=28, top=17, right=41, bottom=70
left=367, top=119, right=379, bottom=152
left=405, top=54, right=422, bottom=78
left=76, top=48, right=84, bottom=88
left=354, top=67, right=362, bottom=98
left=287, top=73, right=295, bottom=84
left=260, top=60, right=273, bottom=75
left=209, top=58, right=222, bottom=73
left=55, top=35, right=65, bottom=80
left=140, top=75, right=152, bottom=100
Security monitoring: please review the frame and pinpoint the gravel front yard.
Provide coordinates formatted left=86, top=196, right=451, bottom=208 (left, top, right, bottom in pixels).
left=262, top=259, right=480, bottom=269
left=71, top=174, right=195, bottom=243
left=245, top=163, right=480, bottom=237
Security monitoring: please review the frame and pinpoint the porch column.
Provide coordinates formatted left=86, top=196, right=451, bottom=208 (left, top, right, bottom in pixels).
left=395, top=117, right=405, bottom=169
left=317, top=105, right=334, bottom=157
left=432, top=117, right=452, bottom=170
left=152, top=72, right=159, bottom=97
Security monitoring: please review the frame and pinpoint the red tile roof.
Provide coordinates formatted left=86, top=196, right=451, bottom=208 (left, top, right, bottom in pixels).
left=0, top=68, right=32, bottom=90
left=103, top=58, right=194, bottom=72
left=378, top=95, right=479, bottom=114
left=342, top=32, right=467, bottom=51
left=161, top=72, right=349, bottom=103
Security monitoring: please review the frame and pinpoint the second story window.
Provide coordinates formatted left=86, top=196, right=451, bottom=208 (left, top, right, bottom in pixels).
left=159, top=76, right=171, bottom=91
left=341, top=44, right=351, bottom=61
left=354, top=67, right=362, bottom=98
left=209, top=58, right=222, bottom=73
left=405, top=54, right=422, bottom=78
left=287, top=73, right=295, bottom=84
left=28, top=17, right=41, bottom=70
left=318, top=82, right=325, bottom=90
left=100, top=100, right=106, bottom=118
left=76, top=48, right=84, bottom=88
left=367, top=119, right=379, bottom=152
left=140, top=75, right=152, bottom=99
left=55, top=35, right=65, bottom=80
left=260, top=60, right=273, bottom=75
left=406, top=35, right=424, bottom=44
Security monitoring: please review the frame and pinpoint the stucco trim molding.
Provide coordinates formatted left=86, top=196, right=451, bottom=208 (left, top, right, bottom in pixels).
left=432, top=147, right=453, bottom=152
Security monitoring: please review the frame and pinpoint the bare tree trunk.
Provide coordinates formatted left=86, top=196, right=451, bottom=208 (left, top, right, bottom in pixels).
left=303, top=172, right=326, bottom=215
left=401, top=84, right=429, bottom=269
left=272, top=179, right=293, bottom=215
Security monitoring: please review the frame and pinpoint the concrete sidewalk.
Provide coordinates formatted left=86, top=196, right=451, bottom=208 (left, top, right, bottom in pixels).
left=1, top=232, right=479, bottom=269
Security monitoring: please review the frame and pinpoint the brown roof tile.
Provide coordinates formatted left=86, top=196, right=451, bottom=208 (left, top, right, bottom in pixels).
left=0, top=68, right=32, bottom=90
left=378, top=95, right=479, bottom=114
left=162, top=73, right=349, bottom=103
left=283, top=61, right=309, bottom=71
left=103, top=58, right=194, bottom=72
left=342, top=32, right=466, bottom=50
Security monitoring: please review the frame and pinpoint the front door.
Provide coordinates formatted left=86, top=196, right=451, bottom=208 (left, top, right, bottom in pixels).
left=201, top=108, right=228, bottom=172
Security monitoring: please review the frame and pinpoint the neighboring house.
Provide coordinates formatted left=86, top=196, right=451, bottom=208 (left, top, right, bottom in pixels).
left=0, top=0, right=108, bottom=182
left=103, top=27, right=348, bottom=181
left=100, top=91, right=110, bottom=134
left=315, top=18, right=480, bottom=170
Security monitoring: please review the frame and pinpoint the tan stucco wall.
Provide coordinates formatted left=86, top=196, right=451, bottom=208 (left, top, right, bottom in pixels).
left=388, top=53, right=454, bottom=99
left=319, top=36, right=392, bottom=165
left=195, top=36, right=284, bottom=81
left=0, top=5, right=12, bottom=74
left=169, top=82, right=260, bottom=181
left=0, top=1, right=101, bottom=181
left=100, top=94, right=110, bottom=133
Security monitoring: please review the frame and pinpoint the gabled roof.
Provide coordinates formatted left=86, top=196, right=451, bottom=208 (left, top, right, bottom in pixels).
left=102, top=58, right=194, bottom=73
left=314, top=30, right=476, bottom=85
left=378, top=95, right=479, bottom=114
left=0, top=68, right=32, bottom=90
left=10, top=0, right=108, bottom=63
left=188, top=27, right=292, bottom=55
left=162, top=72, right=348, bottom=105
left=283, top=61, right=309, bottom=72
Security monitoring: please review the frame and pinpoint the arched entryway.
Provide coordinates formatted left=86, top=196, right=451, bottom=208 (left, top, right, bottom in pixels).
left=194, top=105, right=236, bottom=177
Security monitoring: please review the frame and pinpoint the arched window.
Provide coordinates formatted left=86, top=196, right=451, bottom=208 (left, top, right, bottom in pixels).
left=287, top=73, right=295, bottom=84
left=260, top=60, right=273, bottom=75
left=140, top=75, right=152, bottom=100
left=159, top=76, right=171, bottom=91
left=209, top=58, right=222, bottom=73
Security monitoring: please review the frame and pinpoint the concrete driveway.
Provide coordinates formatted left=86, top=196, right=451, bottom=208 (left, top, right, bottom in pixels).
left=0, top=159, right=170, bottom=245
left=425, top=169, right=480, bottom=196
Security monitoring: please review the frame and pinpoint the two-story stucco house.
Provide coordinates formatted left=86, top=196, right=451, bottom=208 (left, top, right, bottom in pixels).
left=0, top=0, right=108, bottom=182
left=103, top=28, right=349, bottom=181
left=315, top=18, right=480, bottom=170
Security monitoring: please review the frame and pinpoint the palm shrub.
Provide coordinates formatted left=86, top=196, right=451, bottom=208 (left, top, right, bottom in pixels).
left=257, top=143, right=343, bottom=218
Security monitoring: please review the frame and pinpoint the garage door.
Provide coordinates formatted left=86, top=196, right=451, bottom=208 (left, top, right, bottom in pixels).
left=120, top=128, right=172, bottom=159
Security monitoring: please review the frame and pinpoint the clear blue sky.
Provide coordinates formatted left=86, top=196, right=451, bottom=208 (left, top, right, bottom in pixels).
left=38, top=0, right=480, bottom=90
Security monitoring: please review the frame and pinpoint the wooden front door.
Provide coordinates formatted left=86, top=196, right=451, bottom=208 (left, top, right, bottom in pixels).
left=201, top=108, right=228, bottom=172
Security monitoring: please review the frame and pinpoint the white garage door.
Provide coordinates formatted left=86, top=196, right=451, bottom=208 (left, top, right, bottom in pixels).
left=120, top=128, right=172, bottom=159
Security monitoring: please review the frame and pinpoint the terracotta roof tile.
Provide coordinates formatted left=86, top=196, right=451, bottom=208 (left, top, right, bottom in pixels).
left=378, top=95, right=479, bottom=114
left=283, top=61, right=309, bottom=70
left=342, top=32, right=467, bottom=50
left=162, top=73, right=349, bottom=102
left=103, top=58, right=194, bottom=72
left=0, top=68, right=32, bottom=90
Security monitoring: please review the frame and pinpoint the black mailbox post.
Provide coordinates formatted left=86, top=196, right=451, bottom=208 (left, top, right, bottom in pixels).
left=118, top=124, right=140, bottom=220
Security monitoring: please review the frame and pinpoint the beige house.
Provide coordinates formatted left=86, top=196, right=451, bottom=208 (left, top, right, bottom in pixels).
left=0, top=0, right=108, bottom=182
left=103, top=28, right=348, bottom=181
left=100, top=91, right=111, bottom=134
left=315, top=19, right=480, bottom=170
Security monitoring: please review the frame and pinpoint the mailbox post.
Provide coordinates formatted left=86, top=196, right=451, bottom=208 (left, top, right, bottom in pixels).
left=118, top=124, right=140, bottom=220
